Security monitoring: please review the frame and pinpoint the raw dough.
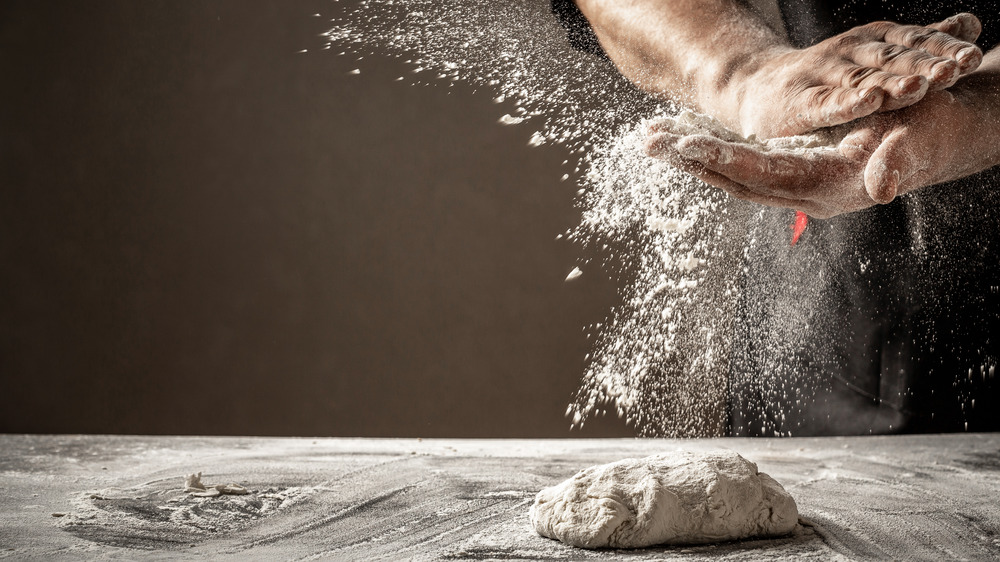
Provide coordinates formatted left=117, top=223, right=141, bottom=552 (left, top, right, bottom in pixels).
left=530, top=450, right=798, bottom=548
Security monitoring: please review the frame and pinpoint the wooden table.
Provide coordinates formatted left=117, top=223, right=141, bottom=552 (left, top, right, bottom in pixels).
left=1, top=434, right=998, bottom=560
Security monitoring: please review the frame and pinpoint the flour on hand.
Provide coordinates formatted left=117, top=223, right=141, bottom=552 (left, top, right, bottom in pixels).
left=529, top=450, right=798, bottom=548
left=657, top=110, right=847, bottom=152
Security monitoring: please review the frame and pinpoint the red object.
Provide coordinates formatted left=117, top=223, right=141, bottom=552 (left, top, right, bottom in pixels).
left=790, top=211, right=808, bottom=246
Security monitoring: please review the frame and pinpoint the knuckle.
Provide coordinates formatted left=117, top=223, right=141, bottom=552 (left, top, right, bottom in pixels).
left=844, top=66, right=877, bottom=87
left=904, top=28, right=937, bottom=47
left=781, top=75, right=812, bottom=96
left=876, top=44, right=907, bottom=65
left=828, top=34, right=863, bottom=52
left=862, top=21, right=894, bottom=37
left=804, top=85, right=836, bottom=107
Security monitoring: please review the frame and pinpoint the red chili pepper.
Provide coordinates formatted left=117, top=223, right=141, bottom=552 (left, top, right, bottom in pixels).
left=790, top=211, right=808, bottom=246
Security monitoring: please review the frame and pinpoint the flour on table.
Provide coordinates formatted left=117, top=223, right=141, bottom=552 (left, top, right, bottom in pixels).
left=58, top=473, right=323, bottom=545
left=530, top=450, right=798, bottom=548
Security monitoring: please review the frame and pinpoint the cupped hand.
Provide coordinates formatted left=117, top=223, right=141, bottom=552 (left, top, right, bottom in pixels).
left=646, top=85, right=997, bottom=219
left=713, top=13, right=983, bottom=139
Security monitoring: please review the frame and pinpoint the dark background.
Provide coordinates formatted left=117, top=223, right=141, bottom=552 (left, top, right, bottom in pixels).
left=0, top=1, right=630, bottom=437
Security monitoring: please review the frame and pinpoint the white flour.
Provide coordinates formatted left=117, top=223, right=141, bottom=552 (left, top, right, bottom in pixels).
left=323, top=1, right=847, bottom=437
left=324, top=1, right=751, bottom=437
left=660, top=110, right=847, bottom=151
left=561, top=112, right=858, bottom=436
left=57, top=473, right=323, bottom=547
left=564, top=117, right=744, bottom=436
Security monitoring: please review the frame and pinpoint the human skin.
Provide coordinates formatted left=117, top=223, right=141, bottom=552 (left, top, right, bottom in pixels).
left=575, top=0, right=983, bottom=138
left=647, top=54, right=1000, bottom=217
left=575, top=1, right=997, bottom=217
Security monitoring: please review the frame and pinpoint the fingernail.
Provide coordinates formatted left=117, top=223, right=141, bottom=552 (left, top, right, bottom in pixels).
left=888, top=169, right=900, bottom=200
left=876, top=169, right=900, bottom=203
left=853, top=90, right=880, bottom=114
left=933, top=60, right=960, bottom=82
left=957, top=47, right=980, bottom=69
left=896, top=75, right=924, bottom=95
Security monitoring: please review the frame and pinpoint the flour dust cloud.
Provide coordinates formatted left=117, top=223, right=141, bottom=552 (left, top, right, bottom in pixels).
left=323, top=0, right=762, bottom=437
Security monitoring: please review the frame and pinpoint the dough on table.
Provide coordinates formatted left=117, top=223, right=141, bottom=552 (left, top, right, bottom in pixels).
left=529, top=450, right=798, bottom=548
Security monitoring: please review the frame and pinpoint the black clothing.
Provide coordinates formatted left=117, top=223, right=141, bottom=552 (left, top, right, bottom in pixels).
left=552, top=0, right=1000, bottom=435
left=551, top=0, right=1000, bottom=52
left=777, top=0, right=1000, bottom=49
left=730, top=171, right=1000, bottom=436
left=550, top=0, right=605, bottom=56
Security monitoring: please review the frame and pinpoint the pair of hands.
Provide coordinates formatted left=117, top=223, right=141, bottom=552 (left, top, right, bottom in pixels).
left=646, top=13, right=997, bottom=218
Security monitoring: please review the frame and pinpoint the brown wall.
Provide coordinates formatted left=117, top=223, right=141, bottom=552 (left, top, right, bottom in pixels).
left=0, top=1, right=630, bottom=437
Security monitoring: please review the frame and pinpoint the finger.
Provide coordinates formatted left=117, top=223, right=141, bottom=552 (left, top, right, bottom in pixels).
left=838, top=126, right=881, bottom=161
left=710, top=181, right=815, bottom=214
left=851, top=41, right=962, bottom=90
left=678, top=161, right=815, bottom=213
left=864, top=128, right=922, bottom=204
left=646, top=131, right=736, bottom=181
left=877, top=78, right=927, bottom=111
left=653, top=135, right=838, bottom=216
left=839, top=65, right=928, bottom=109
left=646, top=133, right=801, bottom=207
left=927, top=13, right=983, bottom=44
left=882, top=23, right=983, bottom=74
left=787, top=85, right=884, bottom=132
left=674, top=135, right=820, bottom=198
left=646, top=130, right=694, bottom=161
left=646, top=120, right=674, bottom=135
left=646, top=131, right=705, bottom=171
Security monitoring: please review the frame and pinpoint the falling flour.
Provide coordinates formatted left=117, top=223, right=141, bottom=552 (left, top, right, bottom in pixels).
left=564, top=110, right=856, bottom=436
left=530, top=450, right=798, bottom=548
left=323, top=1, right=845, bottom=437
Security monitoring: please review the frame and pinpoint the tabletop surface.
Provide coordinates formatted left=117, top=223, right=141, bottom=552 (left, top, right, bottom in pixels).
left=1, top=434, right=999, bottom=560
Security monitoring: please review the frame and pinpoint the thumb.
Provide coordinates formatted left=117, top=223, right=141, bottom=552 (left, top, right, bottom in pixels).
left=864, top=128, right=916, bottom=204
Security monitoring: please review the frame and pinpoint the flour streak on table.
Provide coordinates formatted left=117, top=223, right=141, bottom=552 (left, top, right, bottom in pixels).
left=1, top=435, right=998, bottom=560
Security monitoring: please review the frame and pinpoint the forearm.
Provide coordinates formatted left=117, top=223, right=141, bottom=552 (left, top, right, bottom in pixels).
left=575, top=0, right=788, bottom=118
left=577, top=3, right=985, bottom=139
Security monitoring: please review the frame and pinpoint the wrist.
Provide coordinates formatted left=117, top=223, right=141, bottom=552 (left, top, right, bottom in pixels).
left=698, top=45, right=794, bottom=136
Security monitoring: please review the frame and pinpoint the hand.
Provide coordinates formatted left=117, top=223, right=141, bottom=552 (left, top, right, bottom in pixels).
left=710, top=13, right=983, bottom=139
left=646, top=77, right=1000, bottom=219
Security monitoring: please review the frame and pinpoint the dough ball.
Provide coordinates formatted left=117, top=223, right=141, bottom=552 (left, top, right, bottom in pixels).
left=529, top=450, right=798, bottom=548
